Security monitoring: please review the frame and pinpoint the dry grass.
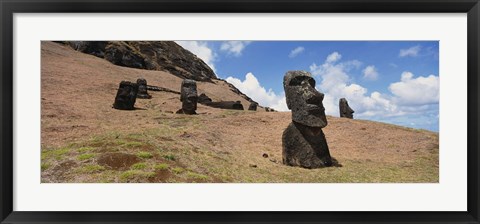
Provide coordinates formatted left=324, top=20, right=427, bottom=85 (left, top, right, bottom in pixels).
left=41, top=41, right=439, bottom=183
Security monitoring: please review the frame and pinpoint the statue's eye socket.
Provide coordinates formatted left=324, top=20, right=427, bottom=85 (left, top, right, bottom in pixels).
left=289, top=77, right=315, bottom=87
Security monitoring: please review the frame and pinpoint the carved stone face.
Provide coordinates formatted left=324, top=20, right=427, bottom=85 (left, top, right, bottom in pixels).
left=248, top=102, right=258, bottom=111
left=136, top=78, right=152, bottom=99
left=283, top=71, right=327, bottom=128
left=339, top=98, right=354, bottom=118
left=180, top=79, right=198, bottom=113
left=113, top=81, right=138, bottom=110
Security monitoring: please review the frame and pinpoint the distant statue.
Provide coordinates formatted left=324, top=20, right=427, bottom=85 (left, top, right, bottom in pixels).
left=136, top=78, right=152, bottom=99
left=248, top=102, right=258, bottom=111
left=113, top=81, right=138, bottom=110
left=198, top=93, right=212, bottom=104
left=282, top=71, right=336, bottom=168
left=204, top=101, right=244, bottom=110
left=176, top=79, right=198, bottom=115
left=339, top=98, right=354, bottom=119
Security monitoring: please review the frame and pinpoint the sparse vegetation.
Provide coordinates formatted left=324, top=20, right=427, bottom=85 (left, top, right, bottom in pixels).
left=120, top=170, right=156, bottom=182
left=122, top=141, right=144, bottom=148
left=41, top=163, right=51, bottom=171
left=154, top=163, right=169, bottom=170
left=42, top=147, right=70, bottom=160
left=187, top=171, right=208, bottom=181
left=172, top=167, right=185, bottom=174
left=75, top=165, right=105, bottom=174
left=163, top=154, right=176, bottom=161
left=131, top=163, right=147, bottom=170
left=137, top=152, right=153, bottom=159
left=77, top=153, right=95, bottom=161
left=77, top=147, right=96, bottom=153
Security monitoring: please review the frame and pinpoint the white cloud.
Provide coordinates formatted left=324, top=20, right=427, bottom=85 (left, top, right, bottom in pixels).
left=310, top=52, right=389, bottom=116
left=326, top=51, right=342, bottom=63
left=309, top=52, right=439, bottom=131
left=175, top=41, right=217, bottom=73
left=225, top=72, right=288, bottom=111
left=362, top=65, right=379, bottom=80
left=399, top=45, right=421, bottom=57
left=288, top=46, right=305, bottom=58
left=220, top=41, right=251, bottom=57
left=389, top=71, right=439, bottom=105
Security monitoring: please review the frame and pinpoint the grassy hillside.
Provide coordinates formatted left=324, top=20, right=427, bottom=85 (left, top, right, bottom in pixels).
left=41, top=42, right=439, bottom=183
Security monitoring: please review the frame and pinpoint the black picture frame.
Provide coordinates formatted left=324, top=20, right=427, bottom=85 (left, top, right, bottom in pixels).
left=1, top=0, right=479, bottom=223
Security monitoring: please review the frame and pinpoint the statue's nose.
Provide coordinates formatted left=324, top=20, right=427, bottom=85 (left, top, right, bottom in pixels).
left=304, top=84, right=324, bottom=105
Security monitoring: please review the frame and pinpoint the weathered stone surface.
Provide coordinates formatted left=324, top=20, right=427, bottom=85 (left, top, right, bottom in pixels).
left=282, top=71, right=335, bottom=168
left=113, top=81, right=138, bottom=110
left=176, top=79, right=198, bottom=115
left=284, top=71, right=327, bottom=127
left=282, top=122, right=333, bottom=168
left=136, top=78, right=152, bottom=99
left=205, top=101, right=244, bottom=110
left=339, top=98, right=354, bottom=119
left=248, top=102, right=258, bottom=111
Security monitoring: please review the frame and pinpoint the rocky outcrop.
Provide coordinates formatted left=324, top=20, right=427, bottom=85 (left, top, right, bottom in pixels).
left=62, top=41, right=217, bottom=82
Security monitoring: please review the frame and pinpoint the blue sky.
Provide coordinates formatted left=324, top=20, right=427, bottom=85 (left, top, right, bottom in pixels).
left=176, top=41, right=439, bottom=132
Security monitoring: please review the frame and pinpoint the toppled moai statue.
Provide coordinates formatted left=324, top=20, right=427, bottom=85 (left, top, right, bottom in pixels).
left=113, top=81, right=138, bottom=110
left=339, top=98, right=354, bottom=119
left=248, top=102, right=258, bottom=111
left=176, top=79, right=198, bottom=115
left=282, top=71, right=336, bottom=168
left=136, top=78, right=152, bottom=99
left=205, top=101, right=244, bottom=110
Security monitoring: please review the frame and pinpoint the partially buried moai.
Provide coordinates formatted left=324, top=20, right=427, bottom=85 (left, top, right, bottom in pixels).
left=339, top=98, right=354, bottom=119
left=282, top=71, right=336, bottom=168
left=176, top=79, right=198, bottom=115
left=136, top=78, right=152, bottom=99
left=248, top=102, right=258, bottom=111
left=113, top=81, right=139, bottom=110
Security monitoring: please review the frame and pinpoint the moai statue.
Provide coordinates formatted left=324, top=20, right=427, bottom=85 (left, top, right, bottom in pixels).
left=176, top=79, right=198, bottom=115
left=136, top=78, right=152, bottom=99
left=282, top=71, right=336, bottom=168
left=113, top=81, right=138, bottom=110
left=198, top=93, right=212, bottom=104
left=233, top=101, right=244, bottom=110
left=248, top=102, right=258, bottom=111
left=339, top=98, right=354, bottom=119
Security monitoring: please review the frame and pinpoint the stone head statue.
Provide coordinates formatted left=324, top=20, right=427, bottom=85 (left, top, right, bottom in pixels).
left=179, top=79, right=198, bottom=114
left=136, top=78, right=152, bottom=99
left=339, top=98, right=354, bottom=119
left=113, top=81, right=138, bottom=110
left=248, top=102, right=258, bottom=111
left=283, top=71, right=327, bottom=128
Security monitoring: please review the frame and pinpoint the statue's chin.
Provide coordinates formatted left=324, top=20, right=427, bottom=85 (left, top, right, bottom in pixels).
left=292, top=111, right=327, bottom=128
left=293, top=117, right=327, bottom=128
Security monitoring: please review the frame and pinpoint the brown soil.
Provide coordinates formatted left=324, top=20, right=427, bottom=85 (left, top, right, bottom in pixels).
left=41, top=41, right=439, bottom=183
left=97, top=153, right=140, bottom=170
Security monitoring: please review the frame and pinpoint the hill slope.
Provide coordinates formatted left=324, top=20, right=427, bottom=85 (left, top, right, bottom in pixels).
left=41, top=41, right=439, bottom=183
